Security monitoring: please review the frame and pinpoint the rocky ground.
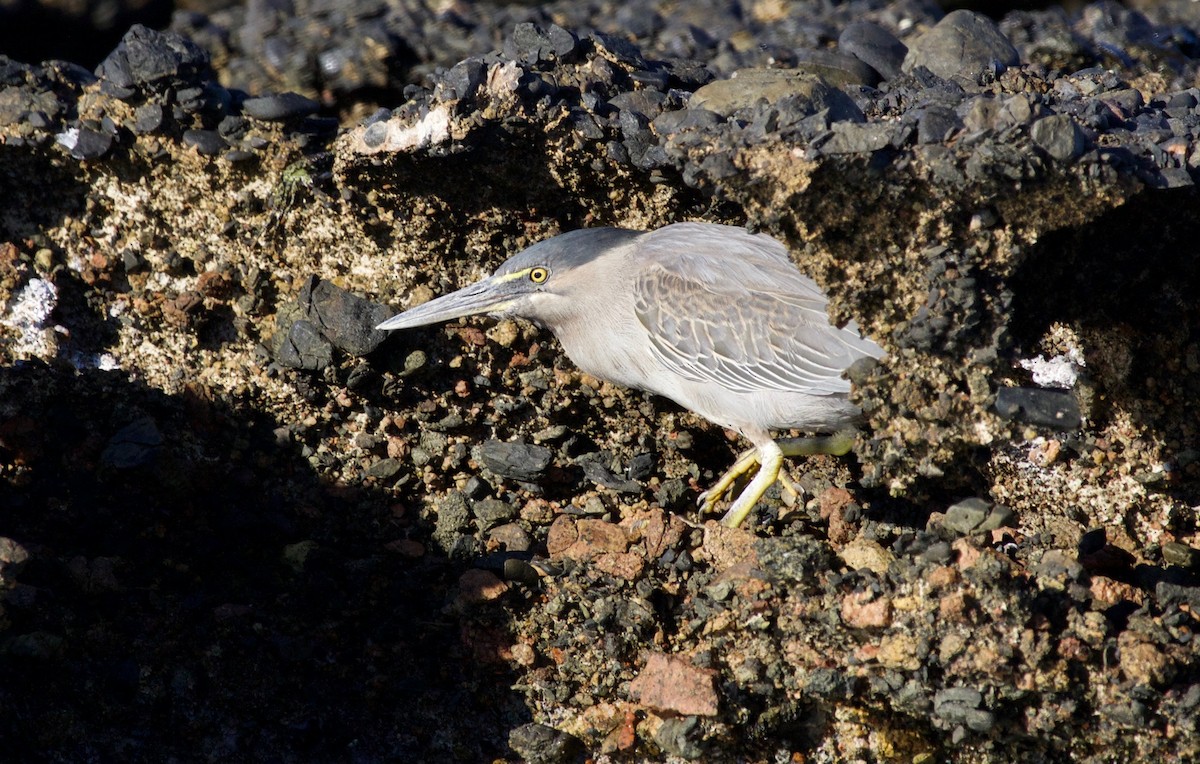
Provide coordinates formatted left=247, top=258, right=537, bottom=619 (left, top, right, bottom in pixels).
left=2, top=0, right=1200, bottom=761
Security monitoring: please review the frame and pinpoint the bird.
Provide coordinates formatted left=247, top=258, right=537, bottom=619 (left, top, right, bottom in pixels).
left=376, top=222, right=884, bottom=527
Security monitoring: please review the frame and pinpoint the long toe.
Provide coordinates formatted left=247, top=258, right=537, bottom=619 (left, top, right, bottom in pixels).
left=698, top=447, right=762, bottom=513
left=719, top=441, right=784, bottom=528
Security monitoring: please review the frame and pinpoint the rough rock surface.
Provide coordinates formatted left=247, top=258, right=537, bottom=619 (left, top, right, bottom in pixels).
left=2, top=2, right=1200, bottom=761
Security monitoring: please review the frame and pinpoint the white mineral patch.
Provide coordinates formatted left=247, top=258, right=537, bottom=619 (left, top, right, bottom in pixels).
left=2, top=277, right=59, bottom=358
left=1019, top=346, right=1085, bottom=389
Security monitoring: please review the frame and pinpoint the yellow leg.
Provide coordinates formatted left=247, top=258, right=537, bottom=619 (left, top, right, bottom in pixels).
left=703, top=430, right=858, bottom=528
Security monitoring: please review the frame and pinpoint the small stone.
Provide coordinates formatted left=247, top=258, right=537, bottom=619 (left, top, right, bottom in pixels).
left=508, top=723, right=585, bottom=764
left=1030, top=114, right=1086, bottom=161
left=95, top=24, right=210, bottom=93
left=488, top=522, right=532, bottom=553
left=547, top=517, right=628, bottom=561
left=132, top=103, right=164, bottom=134
left=182, top=129, right=226, bottom=156
left=296, top=276, right=392, bottom=356
left=690, top=69, right=863, bottom=122
left=629, top=653, right=719, bottom=716
left=442, top=59, right=487, bottom=100
left=101, top=416, right=163, bottom=469
left=68, top=127, right=113, bottom=160
left=838, top=537, right=894, bottom=575
left=241, top=92, right=319, bottom=121
left=477, top=439, right=553, bottom=482
left=994, top=387, right=1082, bottom=430
left=1162, top=542, right=1200, bottom=569
left=840, top=589, right=892, bottom=628
left=942, top=497, right=992, bottom=535
left=902, top=10, right=1020, bottom=82
left=839, top=21, right=908, bottom=80
left=654, top=716, right=704, bottom=759
left=472, top=498, right=517, bottom=531
left=365, top=458, right=403, bottom=480
left=273, top=318, right=334, bottom=371
left=456, top=569, right=509, bottom=606
left=917, top=105, right=963, bottom=143
left=792, top=48, right=881, bottom=87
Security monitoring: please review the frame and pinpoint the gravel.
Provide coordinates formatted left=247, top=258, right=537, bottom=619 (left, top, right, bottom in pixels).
left=1, top=0, right=1199, bottom=761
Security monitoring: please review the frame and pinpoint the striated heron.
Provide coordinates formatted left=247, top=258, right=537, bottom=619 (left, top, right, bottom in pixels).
left=377, top=222, right=883, bottom=527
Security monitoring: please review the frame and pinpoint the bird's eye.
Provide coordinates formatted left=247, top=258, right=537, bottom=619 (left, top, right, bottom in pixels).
left=529, top=267, right=549, bottom=284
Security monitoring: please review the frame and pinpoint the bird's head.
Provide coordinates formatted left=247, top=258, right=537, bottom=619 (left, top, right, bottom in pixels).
left=376, top=227, right=643, bottom=331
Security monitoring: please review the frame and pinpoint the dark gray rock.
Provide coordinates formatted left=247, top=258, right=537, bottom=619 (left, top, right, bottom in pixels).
left=478, top=440, right=553, bottom=482
left=505, top=23, right=579, bottom=65
left=917, top=105, right=964, bottom=143
left=67, top=127, right=113, bottom=160
left=591, top=32, right=647, bottom=68
left=132, top=103, right=164, bottom=134
left=95, top=24, right=211, bottom=94
left=839, top=22, right=908, bottom=81
left=942, top=497, right=992, bottom=535
left=820, top=122, right=908, bottom=154
left=297, top=276, right=392, bottom=357
left=472, top=498, right=517, bottom=531
left=792, top=48, right=881, bottom=88
left=242, top=92, right=319, bottom=121
left=654, top=716, right=704, bottom=759
left=274, top=318, right=334, bottom=371
left=442, top=59, right=488, bottom=101
left=651, top=107, right=723, bottom=135
left=934, top=687, right=995, bottom=732
left=433, top=491, right=474, bottom=557
left=902, top=10, right=1020, bottom=82
left=994, top=387, right=1082, bottom=429
left=1031, top=114, right=1086, bottom=161
left=101, top=416, right=163, bottom=469
left=182, top=129, right=226, bottom=156
left=1162, top=542, right=1200, bottom=570
left=508, top=722, right=586, bottom=764
left=609, top=89, right=669, bottom=119
left=577, top=453, right=642, bottom=494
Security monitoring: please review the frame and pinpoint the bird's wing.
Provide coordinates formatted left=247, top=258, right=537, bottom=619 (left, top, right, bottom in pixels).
left=632, top=223, right=881, bottom=397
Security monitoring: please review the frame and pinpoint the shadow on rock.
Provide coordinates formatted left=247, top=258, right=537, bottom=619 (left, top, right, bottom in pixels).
left=0, top=361, right=528, bottom=761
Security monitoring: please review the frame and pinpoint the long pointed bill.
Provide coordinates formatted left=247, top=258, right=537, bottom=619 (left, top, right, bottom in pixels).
left=375, top=277, right=516, bottom=331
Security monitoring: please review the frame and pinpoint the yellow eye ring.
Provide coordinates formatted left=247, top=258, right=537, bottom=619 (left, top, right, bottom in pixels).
left=529, top=267, right=549, bottom=284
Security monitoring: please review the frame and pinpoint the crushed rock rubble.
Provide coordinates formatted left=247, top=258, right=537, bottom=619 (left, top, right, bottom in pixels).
left=1, top=1, right=1199, bottom=761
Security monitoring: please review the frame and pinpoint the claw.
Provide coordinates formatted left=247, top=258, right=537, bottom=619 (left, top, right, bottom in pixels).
left=697, top=431, right=858, bottom=527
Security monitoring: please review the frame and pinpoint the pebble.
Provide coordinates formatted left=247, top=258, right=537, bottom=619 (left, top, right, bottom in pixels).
left=507, top=723, right=586, bottom=764
left=994, top=387, right=1082, bottom=430
left=838, top=21, right=908, bottom=81
left=241, top=92, right=319, bottom=121
left=132, top=103, right=164, bottom=134
left=477, top=439, right=553, bottom=482
left=472, top=498, right=517, bottom=531
left=100, top=416, right=163, bottom=469
left=690, top=69, right=862, bottom=122
left=941, top=497, right=992, bottom=535
left=273, top=319, right=334, bottom=371
left=1031, top=114, right=1087, bottom=161
left=902, top=10, right=1020, bottom=82
left=67, top=127, right=113, bottom=159
left=294, top=276, right=392, bottom=357
left=95, top=24, right=210, bottom=94
left=182, top=129, right=225, bottom=156
left=629, top=653, right=719, bottom=716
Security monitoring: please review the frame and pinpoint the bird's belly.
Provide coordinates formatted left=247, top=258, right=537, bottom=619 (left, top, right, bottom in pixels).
left=658, top=380, right=861, bottom=436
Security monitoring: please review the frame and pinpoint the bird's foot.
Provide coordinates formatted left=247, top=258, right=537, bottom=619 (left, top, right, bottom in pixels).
left=700, top=431, right=858, bottom=528
left=697, top=446, right=761, bottom=515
